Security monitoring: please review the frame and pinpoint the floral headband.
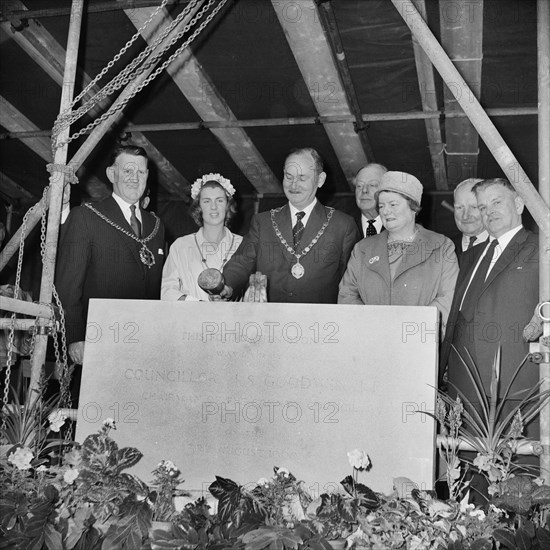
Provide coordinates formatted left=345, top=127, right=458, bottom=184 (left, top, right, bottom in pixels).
left=191, top=173, right=235, bottom=200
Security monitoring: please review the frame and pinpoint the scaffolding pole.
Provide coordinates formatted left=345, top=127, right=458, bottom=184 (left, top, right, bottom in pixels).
left=27, top=0, right=84, bottom=402
left=391, top=0, right=550, bottom=484
left=537, top=0, right=550, bottom=484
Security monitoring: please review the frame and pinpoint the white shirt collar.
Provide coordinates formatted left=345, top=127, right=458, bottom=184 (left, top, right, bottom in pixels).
left=490, top=224, right=522, bottom=252
left=112, top=192, right=142, bottom=223
left=289, top=198, right=317, bottom=227
left=461, top=230, right=488, bottom=251
left=361, top=214, right=383, bottom=235
left=473, top=224, right=523, bottom=278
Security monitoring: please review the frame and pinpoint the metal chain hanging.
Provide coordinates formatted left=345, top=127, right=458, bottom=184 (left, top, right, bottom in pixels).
left=67, top=0, right=172, bottom=111
left=1, top=195, right=38, bottom=439
left=55, top=0, right=193, bottom=132
left=52, top=0, right=227, bottom=151
left=2, top=0, right=229, bottom=442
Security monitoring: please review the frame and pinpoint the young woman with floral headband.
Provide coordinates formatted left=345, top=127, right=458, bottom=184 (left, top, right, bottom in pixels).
left=161, top=173, right=242, bottom=301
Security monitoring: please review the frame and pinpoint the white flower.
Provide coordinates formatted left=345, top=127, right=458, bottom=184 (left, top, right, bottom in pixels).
left=36, top=465, right=48, bottom=473
left=346, top=527, right=365, bottom=546
left=191, top=173, right=235, bottom=200
left=103, top=418, right=116, bottom=429
left=63, top=468, right=79, bottom=484
left=257, top=477, right=270, bottom=487
left=159, top=459, right=176, bottom=470
left=459, top=501, right=475, bottom=513
left=347, top=449, right=371, bottom=470
left=48, top=410, right=68, bottom=432
left=275, top=467, right=290, bottom=478
left=469, top=508, right=486, bottom=520
left=8, top=446, right=34, bottom=470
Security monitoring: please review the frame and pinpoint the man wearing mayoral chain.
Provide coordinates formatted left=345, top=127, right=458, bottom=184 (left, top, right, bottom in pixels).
left=56, top=145, right=165, bottom=365
left=222, top=148, right=360, bottom=303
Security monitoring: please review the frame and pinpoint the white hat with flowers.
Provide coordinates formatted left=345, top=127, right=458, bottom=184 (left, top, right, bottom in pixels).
left=191, top=173, right=235, bottom=200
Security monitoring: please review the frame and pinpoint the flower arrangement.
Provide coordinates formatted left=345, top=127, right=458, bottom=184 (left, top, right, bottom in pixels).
left=1, top=418, right=550, bottom=550
left=2, top=347, right=550, bottom=550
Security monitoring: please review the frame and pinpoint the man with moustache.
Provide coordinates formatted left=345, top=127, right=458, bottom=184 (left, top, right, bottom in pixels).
left=452, top=178, right=488, bottom=265
left=353, top=163, right=388, bottom=238
left=222, top=147, right=360, bottom=303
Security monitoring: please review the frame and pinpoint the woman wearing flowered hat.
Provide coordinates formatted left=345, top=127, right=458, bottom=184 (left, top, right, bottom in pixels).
left=161, top=173, right=242, bottom=301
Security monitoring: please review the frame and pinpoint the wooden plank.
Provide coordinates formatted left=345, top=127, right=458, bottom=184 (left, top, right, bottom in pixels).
left=125, top=6, right=280, bottom=194
left=0, top=171, right=36, bottom=201
left=411, top=0, right=447, bottom=189
left=439, top=0, right=483, bottom=186
left=0, top=96, right=53, bottom=161
left=271, top=0, right=368, bottom=184
left=1, top=0, right=190, bottom=199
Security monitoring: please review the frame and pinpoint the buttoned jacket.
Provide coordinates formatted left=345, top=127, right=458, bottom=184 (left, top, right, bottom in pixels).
left=56, top=196, right=165, bottom=343
left=440, top=228, right=539, bottom=396
left=223, top=201, right=360, bottom=303
left=338, top=224, right=458, bottom=329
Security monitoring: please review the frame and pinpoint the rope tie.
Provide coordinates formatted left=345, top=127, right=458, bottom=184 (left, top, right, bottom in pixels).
left=46, top=163, right=79, bottom=185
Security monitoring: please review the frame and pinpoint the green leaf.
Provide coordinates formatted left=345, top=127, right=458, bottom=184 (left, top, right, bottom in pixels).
left=469, top=539, right=493, bottom=550
left=492, top=476, right=536, bottom=514
left=115, top=447, right=142, bottom=473
left=532, top=485, right=550, bottom=505
left=515, top=527, right=533, bottom=550
left=492, top=528, right=516, bottom=548
left=209, top=477, right=242, bottom=524
left=535, top=527, right=550, bottom=546
left=241, top=527, right=302, bottom=550
left=44, top=523, right=63, bottom=550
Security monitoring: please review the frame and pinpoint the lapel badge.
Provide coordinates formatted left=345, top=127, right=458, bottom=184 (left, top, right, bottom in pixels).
left=369, top=256, right=379, bottom=264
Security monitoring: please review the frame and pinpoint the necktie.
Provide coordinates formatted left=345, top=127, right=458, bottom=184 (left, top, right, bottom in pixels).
left=460, top=239, right=499, bottom=322
left=467, top=235, right=476, bottom=250
left=130, top=204, right=142, bottom=239
left=293, top=211, right=305, bottom=249
left=366, top=219, right=377, bottom=237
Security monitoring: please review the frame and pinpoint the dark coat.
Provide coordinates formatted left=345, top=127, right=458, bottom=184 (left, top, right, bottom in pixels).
left=56, top=196, right=165, bottom=344
left=440, top=228, right=539, bottom=399
left=223, top=201, right=360, bottom=303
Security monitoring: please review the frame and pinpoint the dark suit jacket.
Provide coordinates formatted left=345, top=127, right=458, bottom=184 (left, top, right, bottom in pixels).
left=56, top=196, right=165, bottom=344
left=440, top=228, right=539, bottom=398
left=223, top=201, right=360, bottom=303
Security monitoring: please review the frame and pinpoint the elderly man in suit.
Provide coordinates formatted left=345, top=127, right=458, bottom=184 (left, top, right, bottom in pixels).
left=353, top=163, right=388, bottom=238
left=56, top=145, right=165, bottom=365
left=440, top=177, right=539, bottom=424
left=452, top=178, right=488, bottom=265
left=222, top=147, right=360, bottom=303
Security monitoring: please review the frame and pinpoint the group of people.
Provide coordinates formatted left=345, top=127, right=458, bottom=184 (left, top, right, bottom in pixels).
left=55, top=145, right=541, bottom=429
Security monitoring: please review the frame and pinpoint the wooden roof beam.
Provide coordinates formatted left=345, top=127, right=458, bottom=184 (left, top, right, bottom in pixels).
left=1, top=1, right=190, bottom=199
left=271, top=0, right=369, bottom=185
left=0, top=171, right=36, bottom=202
left=411, top=0, right=447, bottom=189
left=316, top=1, right=374, bottom=163
left=125, top=6, right=281, bottom=194
left=0, top=96, right=53, bottom=161
left=439, top=0, right=483, bottom=187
